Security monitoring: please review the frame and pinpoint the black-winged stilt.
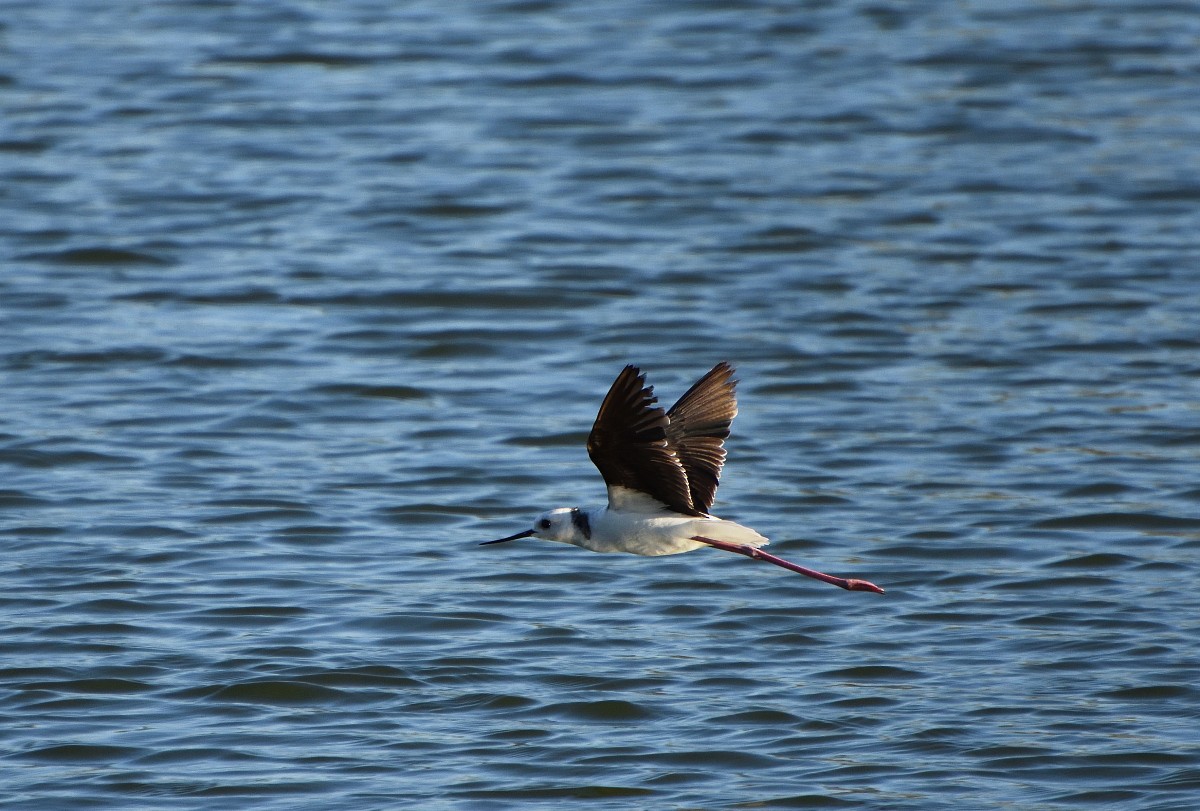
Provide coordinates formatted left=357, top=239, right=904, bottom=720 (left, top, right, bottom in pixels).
left=482, top=363, right=884, bottom=594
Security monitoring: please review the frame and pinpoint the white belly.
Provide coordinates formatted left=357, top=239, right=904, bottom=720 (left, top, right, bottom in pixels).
left=581, top=510, right=769, bottom=556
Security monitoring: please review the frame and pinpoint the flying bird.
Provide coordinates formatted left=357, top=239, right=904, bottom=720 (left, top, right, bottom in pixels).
left=482, top=362, right=883, bottom=593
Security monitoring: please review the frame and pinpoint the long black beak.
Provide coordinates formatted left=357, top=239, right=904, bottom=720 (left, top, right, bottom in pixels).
left=479, top=529, right=534, bottom=546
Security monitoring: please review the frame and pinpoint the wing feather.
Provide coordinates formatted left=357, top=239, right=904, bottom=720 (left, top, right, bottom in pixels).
left=665, top=362, right=737, bottom=514
left=586, top=365, right=699, bottom=516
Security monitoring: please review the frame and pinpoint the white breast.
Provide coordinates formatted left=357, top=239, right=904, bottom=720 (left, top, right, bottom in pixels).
left=581, top=507, right=769, bottom=557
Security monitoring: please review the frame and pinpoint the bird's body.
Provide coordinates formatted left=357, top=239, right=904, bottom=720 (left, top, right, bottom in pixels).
left=482, top=363, right=883, bottom=594
left=536, top=487, right=769, bottom=557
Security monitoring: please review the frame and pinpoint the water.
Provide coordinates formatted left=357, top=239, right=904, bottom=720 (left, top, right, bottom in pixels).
left=3, top=1, right=1199, bottom=808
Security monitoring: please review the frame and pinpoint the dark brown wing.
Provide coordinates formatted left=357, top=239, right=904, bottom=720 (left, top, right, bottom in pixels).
left=586, top=365, right=700, bottom=516
left=665, top=362, right=737, bottom=515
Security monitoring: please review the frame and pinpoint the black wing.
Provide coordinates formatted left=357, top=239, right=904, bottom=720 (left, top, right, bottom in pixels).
left=586, top=365, right=699, bottom=516
left=666, top=362, right=737, bottom=514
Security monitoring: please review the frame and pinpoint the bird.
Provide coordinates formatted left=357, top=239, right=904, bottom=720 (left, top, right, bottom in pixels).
left=481, top=362, right=883, bottom=594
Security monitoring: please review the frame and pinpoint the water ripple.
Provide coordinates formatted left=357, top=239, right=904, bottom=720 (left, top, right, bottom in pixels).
left=2, top=1, right=1199, bottom=809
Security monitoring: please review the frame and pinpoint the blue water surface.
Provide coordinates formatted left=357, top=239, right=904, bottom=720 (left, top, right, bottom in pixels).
left=2, top=2, right=1199, bottom=809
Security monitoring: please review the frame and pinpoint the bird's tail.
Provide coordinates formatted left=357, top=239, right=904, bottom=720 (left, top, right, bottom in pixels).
left=688, top=518, right=769, bottom=548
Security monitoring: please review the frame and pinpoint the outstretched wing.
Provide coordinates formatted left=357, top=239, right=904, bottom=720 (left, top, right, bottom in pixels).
left=586, top=365, right=700, bottom=516
left=665, top=361, right=737, bottom=515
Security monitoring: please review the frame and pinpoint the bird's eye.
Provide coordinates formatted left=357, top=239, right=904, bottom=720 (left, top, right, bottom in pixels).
left=538, top=518, right=551, bottom=530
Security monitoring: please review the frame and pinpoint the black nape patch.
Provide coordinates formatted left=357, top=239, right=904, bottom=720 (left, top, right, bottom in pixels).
left=570, top=507, right=591, bottom=540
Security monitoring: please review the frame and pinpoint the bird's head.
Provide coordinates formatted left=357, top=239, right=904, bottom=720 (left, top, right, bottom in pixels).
left=480, top=508, right=584, bottom=547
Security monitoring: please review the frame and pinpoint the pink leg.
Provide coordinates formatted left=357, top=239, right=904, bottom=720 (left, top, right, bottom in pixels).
left=692, top=536, right=884, bottom=594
